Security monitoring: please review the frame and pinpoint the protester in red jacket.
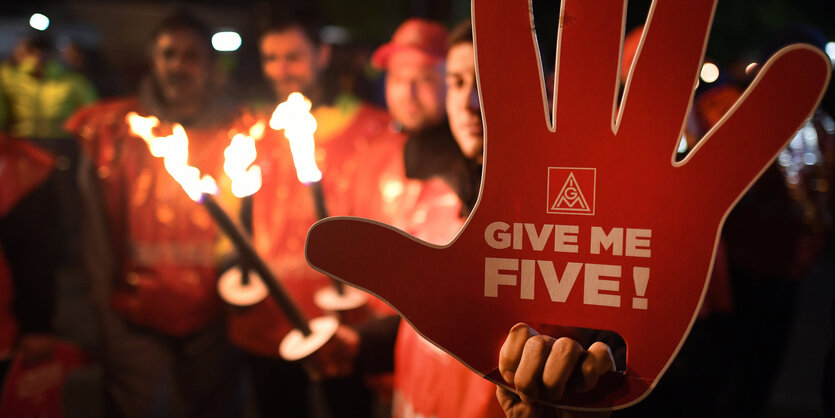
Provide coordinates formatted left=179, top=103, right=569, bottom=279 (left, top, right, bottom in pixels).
left=66, top=11, right=243, bottom=418
left=377, top=19, right=505, bottom=418
left=225, top=10, right=461, bottom=418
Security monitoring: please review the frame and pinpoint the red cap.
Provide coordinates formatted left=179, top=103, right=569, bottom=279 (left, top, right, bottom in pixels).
left=371, top=18, right=448, bottom=69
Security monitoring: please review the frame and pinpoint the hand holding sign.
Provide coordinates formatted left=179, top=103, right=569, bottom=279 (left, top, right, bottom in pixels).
left=307, top=0, right=830, bottom=409
left=496, top=323, right=616, bottom=417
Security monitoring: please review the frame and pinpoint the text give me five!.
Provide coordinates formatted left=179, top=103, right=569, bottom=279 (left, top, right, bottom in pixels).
left=483, top=221, right=653, bottom=310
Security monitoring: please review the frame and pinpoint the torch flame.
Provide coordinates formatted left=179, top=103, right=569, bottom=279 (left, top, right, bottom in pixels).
left=269, top=92, right=323, bottom=184
left=126, top=112, right=218, bottom=201
left=249, top=120, right=266, bottom=141
left=224, top=133, right=263, bottom=198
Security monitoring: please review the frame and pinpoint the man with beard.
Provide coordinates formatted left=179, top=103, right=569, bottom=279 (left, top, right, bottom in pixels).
left=66, top=11, right=243, bottom=418
left=372, top=19, right=480, bottom=214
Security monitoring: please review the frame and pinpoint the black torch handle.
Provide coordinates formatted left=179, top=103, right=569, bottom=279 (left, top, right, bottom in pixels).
left=309, top=182, right=345, bottom=295
left=239, top=264, right=251, bottom=286
left=239, top=196, right=254, bottom=286
left=309, top=181, right=329, bottom=220
left=240, top=195, right=254, bottom=234
left=203, top=194, right=312, bottom=336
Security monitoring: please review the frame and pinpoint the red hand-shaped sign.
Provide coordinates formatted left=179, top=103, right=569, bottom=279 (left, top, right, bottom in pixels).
left=306, top=0, right=830, bottom=409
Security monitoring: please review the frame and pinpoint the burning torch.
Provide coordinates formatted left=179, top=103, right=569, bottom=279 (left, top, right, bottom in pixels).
left=269, top=93, right=367, bottom=313
left=126, top=112, right=337, bottom=361
left=215, top=124, right=271, bottom=308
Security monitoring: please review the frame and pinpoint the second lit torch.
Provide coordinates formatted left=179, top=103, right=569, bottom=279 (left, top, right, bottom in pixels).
left=269, top=93, right=367, bottom=312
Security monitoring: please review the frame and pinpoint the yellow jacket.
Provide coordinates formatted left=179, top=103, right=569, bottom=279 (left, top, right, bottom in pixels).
left=0, top=60, right=97, bottom=139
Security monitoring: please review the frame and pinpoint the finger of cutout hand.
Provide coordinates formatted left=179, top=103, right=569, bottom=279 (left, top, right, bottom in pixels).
left=684, top=45, right=831, bottom=205
left=554, top=0, right=626, bottom=131
left=473, top=0, right=551, bottom=154
left=618, top=0, right=715, bottom=153
left=306, top=218, right=437, bottom=311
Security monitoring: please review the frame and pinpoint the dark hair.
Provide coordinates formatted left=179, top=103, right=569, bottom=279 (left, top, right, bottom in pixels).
left=448, top=20, right=473, bottom=48
left=261, top=5, right=324, bottom=46
left=150, top=9, right=213, bottom=52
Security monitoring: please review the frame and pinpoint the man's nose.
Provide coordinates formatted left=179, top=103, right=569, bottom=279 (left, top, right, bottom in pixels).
left=275, top=59, right=292, bottom=78
left=408, top=81, right=421, bottom=100
left=467, top=86, right=480, bottom=112
left=167, top=54, right=187, bottom=72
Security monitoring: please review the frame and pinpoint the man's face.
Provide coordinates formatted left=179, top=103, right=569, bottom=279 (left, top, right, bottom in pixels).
left=384, top=51, right=446, bottom=132
left=150, top=29, right=212, bottom=105
left=445, top=42, right=483, bottom=162
left=260, top=28, right=328, bottom=102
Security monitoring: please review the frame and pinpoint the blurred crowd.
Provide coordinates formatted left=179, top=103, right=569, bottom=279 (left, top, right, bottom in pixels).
left=0, top=3, right=833, bottom=418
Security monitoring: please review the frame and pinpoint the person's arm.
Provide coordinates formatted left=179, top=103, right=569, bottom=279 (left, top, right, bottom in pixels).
left=304, top=314, right=400, bottom=379
left=355, top=314, right=400, bottom=374
left=496, top=323, right=615, bottom=418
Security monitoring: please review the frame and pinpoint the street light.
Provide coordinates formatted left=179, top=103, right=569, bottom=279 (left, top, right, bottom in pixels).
left=212, top=31, right=242, bottom=52
left=29, top=13, right=50, bottom=31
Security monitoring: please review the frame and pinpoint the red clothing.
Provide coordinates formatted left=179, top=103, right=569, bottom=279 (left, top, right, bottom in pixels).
left=0, top=341, right=85, bottom=417
left=230, top=99, right=502, bottom=415
left=229, top=101, right=461, bottom=356
left=390, top=195, right=504, bottom=418
left=0, top=138, right=55, bottom=216
left=66, top=98, right=239, bottom=336
left=393, top=325, right=505, bottom=418
left=0, top=136, right=54, bottom=359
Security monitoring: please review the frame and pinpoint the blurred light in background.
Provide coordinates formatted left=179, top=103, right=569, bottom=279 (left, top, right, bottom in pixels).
left=822, top=114, right=835, bottom=135
left=677, top=134, right=688, bottom=154
left=212, top=31, right=242, bottom=52
left=745, top=62, right=759, bottom=75
left=778, top=151, right=792, bottom=167
left=826, top=42, right=835, bottom=66
left=29, top=13, right=50, bottom=31
left=700, top=62, right=719, bottom=83
left=320, top=25, right=350, bottom=45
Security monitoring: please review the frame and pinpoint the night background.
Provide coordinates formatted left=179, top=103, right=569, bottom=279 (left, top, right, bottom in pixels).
left=1, top=0, right=834, bottom=417
left=1, top=0, right=833, bottom=111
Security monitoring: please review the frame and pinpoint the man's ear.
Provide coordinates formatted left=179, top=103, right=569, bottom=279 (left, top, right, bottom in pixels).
left=317, top=43, right=332, bottom=71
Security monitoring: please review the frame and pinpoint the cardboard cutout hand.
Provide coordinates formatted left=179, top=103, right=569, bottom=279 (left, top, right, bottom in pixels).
left=307, top=0, right=830, bottom=409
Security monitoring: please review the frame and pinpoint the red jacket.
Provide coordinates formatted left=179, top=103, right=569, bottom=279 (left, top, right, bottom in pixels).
left=393, top=325, right=506, bottom=418
left=230, top=99, right=503, bottom=416
left=67, top=97, right=241, bottom=336
left=0, top=136, right=55, bottom=359
left=390, top=191, right=505, bottom=418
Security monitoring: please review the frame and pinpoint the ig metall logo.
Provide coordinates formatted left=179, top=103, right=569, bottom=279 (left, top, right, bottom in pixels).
left=547, top=167, right=596, bottom=215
